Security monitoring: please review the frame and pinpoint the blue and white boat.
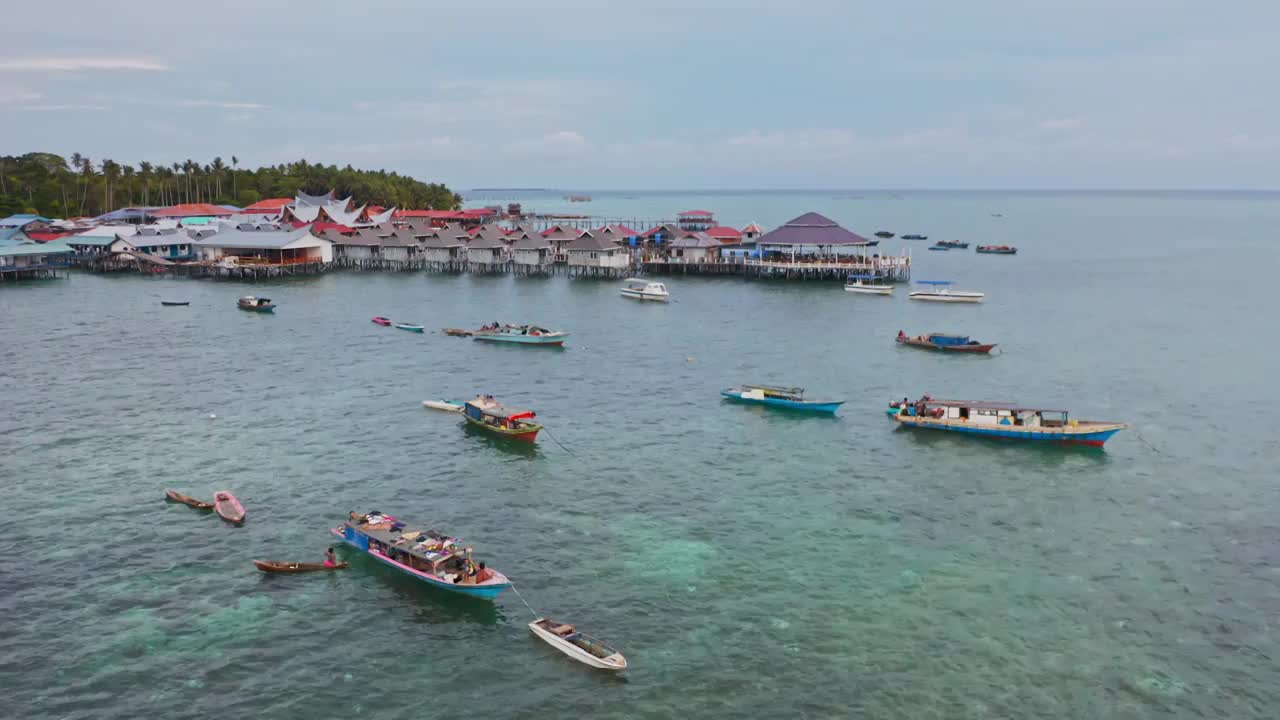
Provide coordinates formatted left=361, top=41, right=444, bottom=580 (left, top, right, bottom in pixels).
left=472, top=324, right=569, bottom=347
left=332, top=511, right=510, bottom=600
left=722, top=384, right=845, bottom=414
left=887, top=398, right=1126, bottom=447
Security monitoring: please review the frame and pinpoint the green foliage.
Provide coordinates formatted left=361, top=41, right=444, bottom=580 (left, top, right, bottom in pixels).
left=0, top=152, right=461, bottom=218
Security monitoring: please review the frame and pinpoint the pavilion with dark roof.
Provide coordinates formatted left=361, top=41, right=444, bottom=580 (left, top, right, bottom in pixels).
left=755, top=212, right=873, bottom=258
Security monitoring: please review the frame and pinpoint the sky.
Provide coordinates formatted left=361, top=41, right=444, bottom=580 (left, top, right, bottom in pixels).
left=1, top=0, right=1277, bottom=191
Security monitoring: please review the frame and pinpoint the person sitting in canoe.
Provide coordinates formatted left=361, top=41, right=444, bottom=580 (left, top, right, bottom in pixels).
left=324, top=547, right=338, bottom=568
left=898, top=330, right=906, bottom=340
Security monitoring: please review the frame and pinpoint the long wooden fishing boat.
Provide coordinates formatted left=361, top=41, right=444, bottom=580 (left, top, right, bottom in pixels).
left=462, top=395, right=542, bottom=442
left=935, top=240, right=969, bottom=249
left=896, top=331, right=996, bottom=353
left=901, top=234, right=928, bottom=240
left=976, top=245, right=1018, bottom=255
left=529, top=618, right=628, bottom=671
left=331, top=511, right=510, bottom=600
left=161, top=300, right=190, bottom=307
left=722, top=384, right=844, bottom=414
left=875, top=231, right=894, bottom=238
left=237, top=296, right=275, bottom=312
left=253, top=559, right=349, bottom=573
left=888, top=398, right=1126, bottom=446
left=472, top=324, right=568, bottom=346
left=213, top=491, right=245, bottom=524
left=165, top=489, right=213, bottom=510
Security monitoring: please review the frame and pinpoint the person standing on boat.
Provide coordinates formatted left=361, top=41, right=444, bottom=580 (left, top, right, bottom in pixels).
left=323, top=547, right=338, bottom=568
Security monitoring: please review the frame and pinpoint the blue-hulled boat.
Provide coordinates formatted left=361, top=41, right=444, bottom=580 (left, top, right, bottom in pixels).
left=332, top=511, right=510, bottom=600
left=887, top=398, right=1126, bottom=447
left=722, top=384, right=845, bottom=414
left=472, top=324, right=569, bottom=347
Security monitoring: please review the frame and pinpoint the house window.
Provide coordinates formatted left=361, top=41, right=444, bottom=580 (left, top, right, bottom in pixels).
left=589, top=252, right=597, bottom=259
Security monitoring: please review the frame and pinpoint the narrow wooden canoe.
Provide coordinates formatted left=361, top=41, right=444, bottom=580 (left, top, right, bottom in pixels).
left=395, top=323, right=425, bottom=333
left=214, top=491, right=246, bottom=524
left=442, top=328, right=473, bottom=337
left=253, top=560, right=349, bottom=573
left=165, top=489, right=213, bottom=510
left=161, top=301, right=190, bottom=306
left=372, top=316, right=392, bottom=326
left=529, top=618, right=627, bottom=671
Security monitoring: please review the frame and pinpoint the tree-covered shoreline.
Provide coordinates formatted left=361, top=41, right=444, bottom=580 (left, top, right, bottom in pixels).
left=0, top=152, right=461, bottom=218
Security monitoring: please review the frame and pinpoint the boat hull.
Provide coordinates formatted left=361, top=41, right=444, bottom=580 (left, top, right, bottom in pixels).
left=213, top=492, right=245, bottom=524
left=161, top=301, right=190, bottom=306
left=330, top=527, right=510, bottom=600
left=909, top=292, right=984, bottom=303
left=254, top=560, right=348, bottom=573
left=722, top=392, right=844, bottom=414
left=463, top=415, right=541, bottom=441
left=897, top=338, right=995, bottom=353
left=844, top=284, right=893, bottom=295
left=165, top=489, right=213, bottom=510
left=891, top=415, right=1125, bottom=446
left=620, top=289, right=668, bottom=301
left=238, top=305, right=275, bottom=313
left=473, top=334, right=567, bottom=346
left=977, top=248, right=1017, bottom=255
left=529, top=620, right=627, bottom=671
left=372, top=317, right=392, bottom=326
left=395, top=324, right=425, bottom=333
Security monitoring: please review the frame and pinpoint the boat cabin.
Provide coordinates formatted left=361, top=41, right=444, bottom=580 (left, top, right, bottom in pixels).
left=342, top=512, right=495, bottom=586
left=743, top=384, right=805, bottom=402
left=902, top=399, right=1069, bottom=428
left=464, top=396, right=539, bottom=430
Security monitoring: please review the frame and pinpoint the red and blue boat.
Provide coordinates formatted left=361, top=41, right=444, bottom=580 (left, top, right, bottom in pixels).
left=332, top=511, right=510, bottom=600
left=896, top=331, right=996, bottom=354
left=888, top=398, right=1126, bottom=446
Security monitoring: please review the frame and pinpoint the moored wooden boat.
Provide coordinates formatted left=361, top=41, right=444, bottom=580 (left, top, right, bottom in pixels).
left=901, top=234, right=928, bottom=240
left=472, top=324, right=568, bottom=346
left=372, top=316, right=392, bottom=326
left=935, top=240, right=969, bottom=249
left=722, top=384, right=844, bottom=414
left=976, top=245, right=1017, bottom=254
left=928, top=245, right=950, bottom=251
left=529, top=618, right=627, bottom=671
left=237, top=296, right=275, bottom=312
left=875, top=231, right=894, bottom=238
left=909, top=280, right=984, bottom=303
left=213, top=491, right=245, bottom=524
left=888, top=397, right=1126, bottom=446
left=332, top=511, right=510, bottom=599
left=462, top=395, right=542, bottom=441
left=253, top=559, right=349, bottom=573
left=161, top=300, right=190, bottom=306
left=165, top=489, right=213, bottom=510
left=896, top=331, right=996, bottom=353
left=443, top=328, right=473, bottom=337
left=394, top=323, right=425, bottom=333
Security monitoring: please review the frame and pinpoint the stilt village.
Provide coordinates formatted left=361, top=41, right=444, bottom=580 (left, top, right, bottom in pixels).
left=1, top=193, right=912, bottom=283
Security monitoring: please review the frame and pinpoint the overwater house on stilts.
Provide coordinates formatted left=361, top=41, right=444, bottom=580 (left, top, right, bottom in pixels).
left=668, top=231, right=724, bottom=265
left=328, top=227, right=381, bottom=269
left=676, top=209, right=716, bottom=232
left=540, top=225, right=582, bottom=264
left=465, top=225, right=511, bottom=273
left=565, top=230, right=632, bottom=278
left=64, top=225, right=138, bottom=262
left=0, top=238, right=73, bottom=280
left=112, top=227, right=197, bottom=261
left=740, top=222, right=765, bottom=243
left=191, top=226, right=335, bottom=278
left=750, top=212, right=911, bottom=281
left=378, top=228, right=425, bottom=270
left=510, top=230, right=554, bottom=275
left=420, top=231, right=467, bottom=271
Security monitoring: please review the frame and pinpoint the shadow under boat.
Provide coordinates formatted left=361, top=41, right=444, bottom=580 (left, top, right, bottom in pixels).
left=462, top=421, right=544, bottom=457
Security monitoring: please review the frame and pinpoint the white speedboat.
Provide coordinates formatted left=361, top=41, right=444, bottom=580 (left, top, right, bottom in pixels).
left=529, top=618, right=627, bottom=671
left=843, top=274, right=893, bottom=296
left=908, top=280, right=984, bottom=303
left=620, top=278, right=669, bottom=302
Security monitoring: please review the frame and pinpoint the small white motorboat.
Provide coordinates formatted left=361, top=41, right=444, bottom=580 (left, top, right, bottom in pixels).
left=529, top=618, right=627, bottom=671
left=908, top=280, right=984, bottom=303
left=620, top=278, right=669, bottom=302
left=422, top=400, right=463, bottom=412
left=843, top=274, right=893, bottom=296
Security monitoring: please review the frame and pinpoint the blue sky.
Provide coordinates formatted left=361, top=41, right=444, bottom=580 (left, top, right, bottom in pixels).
left=1, top=0, right=1276, bottom=190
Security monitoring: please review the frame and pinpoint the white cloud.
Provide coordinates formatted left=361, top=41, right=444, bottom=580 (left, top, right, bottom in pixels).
left=15, top=103, right=111, bottom=111
left=0, top=56, right=168, bottom=72
left=1038, top=116, right=1085, bottom=132
left=172, top=100, right=267, bottom=109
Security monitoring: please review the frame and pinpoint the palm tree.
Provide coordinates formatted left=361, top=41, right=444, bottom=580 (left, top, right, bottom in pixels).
left=77, top=156, right=93, bottom=215
left=139, top=161, right=154, bottom=206
left=121, top=165, right=135, bottom=205
left=100, top=159, right=120, bottom=211
left=211, top=156, right=226, bottom=201
left=231, top=155, right=239, bottom=200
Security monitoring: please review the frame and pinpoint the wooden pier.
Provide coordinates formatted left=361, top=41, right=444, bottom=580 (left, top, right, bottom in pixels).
left=640, top=257, right=911, bottom=282
left=0, top=262, right=68, bottom=281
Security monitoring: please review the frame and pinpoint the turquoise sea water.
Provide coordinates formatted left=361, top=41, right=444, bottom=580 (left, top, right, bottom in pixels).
left=3, top=191, right=1279, bottom=719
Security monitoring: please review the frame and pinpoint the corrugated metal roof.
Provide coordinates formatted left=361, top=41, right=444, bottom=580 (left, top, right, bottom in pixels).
left=152, top=203, right=234, bottom=218
left=567, top=233, right=621, bottom=252
left=1, top=241, right=73, bottom=256
left=671, top=231, right=720, bottom=248
left=757, top=212, right=870, bottom=246
left=191, top=227, right=323, bottom=249
left=0, top=214, right=53, bottom=227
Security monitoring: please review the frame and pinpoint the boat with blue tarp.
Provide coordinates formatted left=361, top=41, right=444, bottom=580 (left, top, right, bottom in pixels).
left=896, top=331, right=996, bottom=353
left=332, top=511, right=510, bottom=600
left=722, top=384, right=844, bottom=414
left=887, top=397, right=1126, bottom=446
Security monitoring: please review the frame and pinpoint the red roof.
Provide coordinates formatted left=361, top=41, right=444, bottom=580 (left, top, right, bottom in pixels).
left=241, top=198, right=291, bottom=213
left=705, top=226, right=742, bottom=240
left=27, top=231, right=72, bottom=242
left=678, top=209, right=715, bottom=217
left=366, top=205, right=386, bottom=215
left=394, top=210, right=467, bottom=220
left=592, top=224, right=639, bottom=237
left=152, top=203, right=234, bottom=218
left=461, top=208, right=497, bottom=217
